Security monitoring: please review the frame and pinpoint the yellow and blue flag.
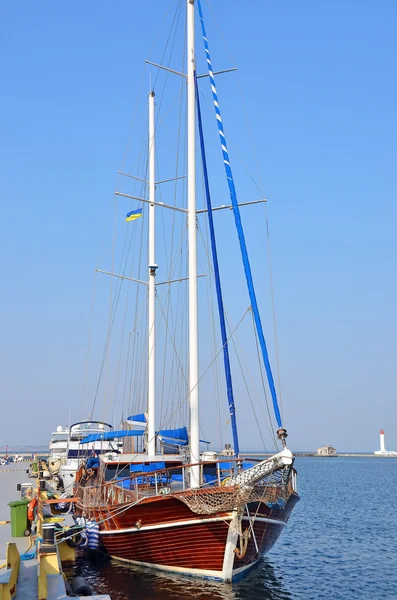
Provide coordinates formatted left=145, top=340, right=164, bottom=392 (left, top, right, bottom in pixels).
left=125, top=208, right=143, bottom=222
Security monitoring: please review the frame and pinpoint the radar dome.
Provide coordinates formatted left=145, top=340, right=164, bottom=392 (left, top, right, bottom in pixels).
left=56, top=425, right=63, bottom=433
left=99, top=423, right=104, bottom=430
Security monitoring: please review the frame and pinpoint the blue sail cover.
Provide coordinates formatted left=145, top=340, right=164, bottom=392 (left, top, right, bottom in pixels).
left=79, top=430, right=145, bottom=444
left=126, top=413, right=147, bottom=427
left=158, top=427, right=189, bottom=446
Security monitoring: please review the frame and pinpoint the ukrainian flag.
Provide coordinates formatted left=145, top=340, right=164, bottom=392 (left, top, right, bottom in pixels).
left=125, top=208, right=143, bottom=222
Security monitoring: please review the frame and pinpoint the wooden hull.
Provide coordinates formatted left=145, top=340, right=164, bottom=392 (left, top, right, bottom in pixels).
left=77, top=488, right=299, bottom=581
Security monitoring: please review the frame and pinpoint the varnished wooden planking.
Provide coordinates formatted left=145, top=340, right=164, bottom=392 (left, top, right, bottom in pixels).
left=91, top=495, right=230, bottom=532
left=102, top=521, right=229, bottom=570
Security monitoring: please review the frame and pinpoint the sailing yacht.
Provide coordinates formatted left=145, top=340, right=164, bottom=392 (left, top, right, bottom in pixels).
left=75, top=0, right=299, bottom=582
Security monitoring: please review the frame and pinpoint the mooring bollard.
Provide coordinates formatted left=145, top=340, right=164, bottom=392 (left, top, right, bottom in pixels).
left=41, top=523, right=56, bottom=553
left=42, top=523, right=55, bottom=546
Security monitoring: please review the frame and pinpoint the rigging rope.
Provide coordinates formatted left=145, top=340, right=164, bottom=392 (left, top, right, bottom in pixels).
left=90, top=171, right=147, bottom=419
left=263, top=204, right=284, bottom=419
left=195, top=74, right=240, bottom=456
left=196, top=0, right=283, bottom=430
left=158, top=80, right=188, bottom=428
left=82, top=271, right=97, bottom=419
left=200, top=0, right=285, bottom=419
left=197, top=212, right=224, bottom=450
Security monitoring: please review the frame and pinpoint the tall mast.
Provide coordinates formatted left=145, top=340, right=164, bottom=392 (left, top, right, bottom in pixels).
left=147, top=90, right=156, bottom=456
left=187, top=0, right=200, bottom=488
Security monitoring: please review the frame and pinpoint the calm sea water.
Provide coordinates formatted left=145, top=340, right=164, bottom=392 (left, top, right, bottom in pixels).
left=67, top=457, right=397, bottom=599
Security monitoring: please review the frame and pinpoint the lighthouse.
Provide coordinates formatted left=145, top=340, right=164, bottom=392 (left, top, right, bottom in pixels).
left=374, top=429, right=397, bottom=456
left=380, top=429, right=386, bottom=453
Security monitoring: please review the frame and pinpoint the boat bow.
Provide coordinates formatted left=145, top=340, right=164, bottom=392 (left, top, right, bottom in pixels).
left=229, top=449, right=294, bottom=489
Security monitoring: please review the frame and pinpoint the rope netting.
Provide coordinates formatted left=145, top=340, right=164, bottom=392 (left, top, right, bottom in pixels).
left=174, top=466, right=292, bottom=515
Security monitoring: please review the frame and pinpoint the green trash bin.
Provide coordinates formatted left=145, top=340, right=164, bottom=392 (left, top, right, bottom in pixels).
left=8, top=499, right=29, bottom=537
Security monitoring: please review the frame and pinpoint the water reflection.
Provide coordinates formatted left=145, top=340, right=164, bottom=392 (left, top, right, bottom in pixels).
left=65, top=552, right=294, bottom=600
left=234, top=560, right=295, bottom=600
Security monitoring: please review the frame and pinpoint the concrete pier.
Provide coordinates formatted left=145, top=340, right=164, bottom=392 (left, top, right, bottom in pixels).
left=0, top=464, right=110, bottom=600
left=242, top=452, right=397, bottom=458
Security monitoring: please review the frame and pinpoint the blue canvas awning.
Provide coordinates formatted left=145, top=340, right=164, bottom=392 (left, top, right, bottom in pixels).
left=79, top=429, right=145, bottom=444
left=126, top=413, right=147, bottom=427
left=157, top=427, right=210, bottom=446
left=158, top=427, right=189, bottom=446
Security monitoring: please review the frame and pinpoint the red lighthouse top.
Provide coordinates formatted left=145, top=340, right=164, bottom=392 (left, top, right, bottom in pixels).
left=380, top=429, right=385, bottom=434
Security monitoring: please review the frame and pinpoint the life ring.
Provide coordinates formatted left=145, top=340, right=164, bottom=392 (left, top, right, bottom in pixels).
left=27, top=498, right=38, bottom=522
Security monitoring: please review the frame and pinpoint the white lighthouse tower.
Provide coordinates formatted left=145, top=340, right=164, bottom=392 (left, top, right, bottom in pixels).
left=374, top=429, right=397, bottom=456
left=379, top=429, right=386, bottom=453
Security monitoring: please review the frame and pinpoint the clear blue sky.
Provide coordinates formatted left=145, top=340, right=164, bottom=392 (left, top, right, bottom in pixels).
left=1, top=1, right=396, bottom=452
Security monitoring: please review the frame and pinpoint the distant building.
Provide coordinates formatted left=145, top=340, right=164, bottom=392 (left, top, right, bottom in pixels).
left=220, top=444, right=234, bottom=456
left=317, top=445, right=337, bottom=456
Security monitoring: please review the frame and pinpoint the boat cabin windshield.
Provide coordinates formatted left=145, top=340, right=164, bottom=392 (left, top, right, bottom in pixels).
left=69, top=421, right=113, bottom=441
left=51, top=433, right=69, bottom=443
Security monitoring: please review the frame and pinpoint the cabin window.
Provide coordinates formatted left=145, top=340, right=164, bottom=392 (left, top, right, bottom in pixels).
left=104, top=463, right=130, bottom=481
